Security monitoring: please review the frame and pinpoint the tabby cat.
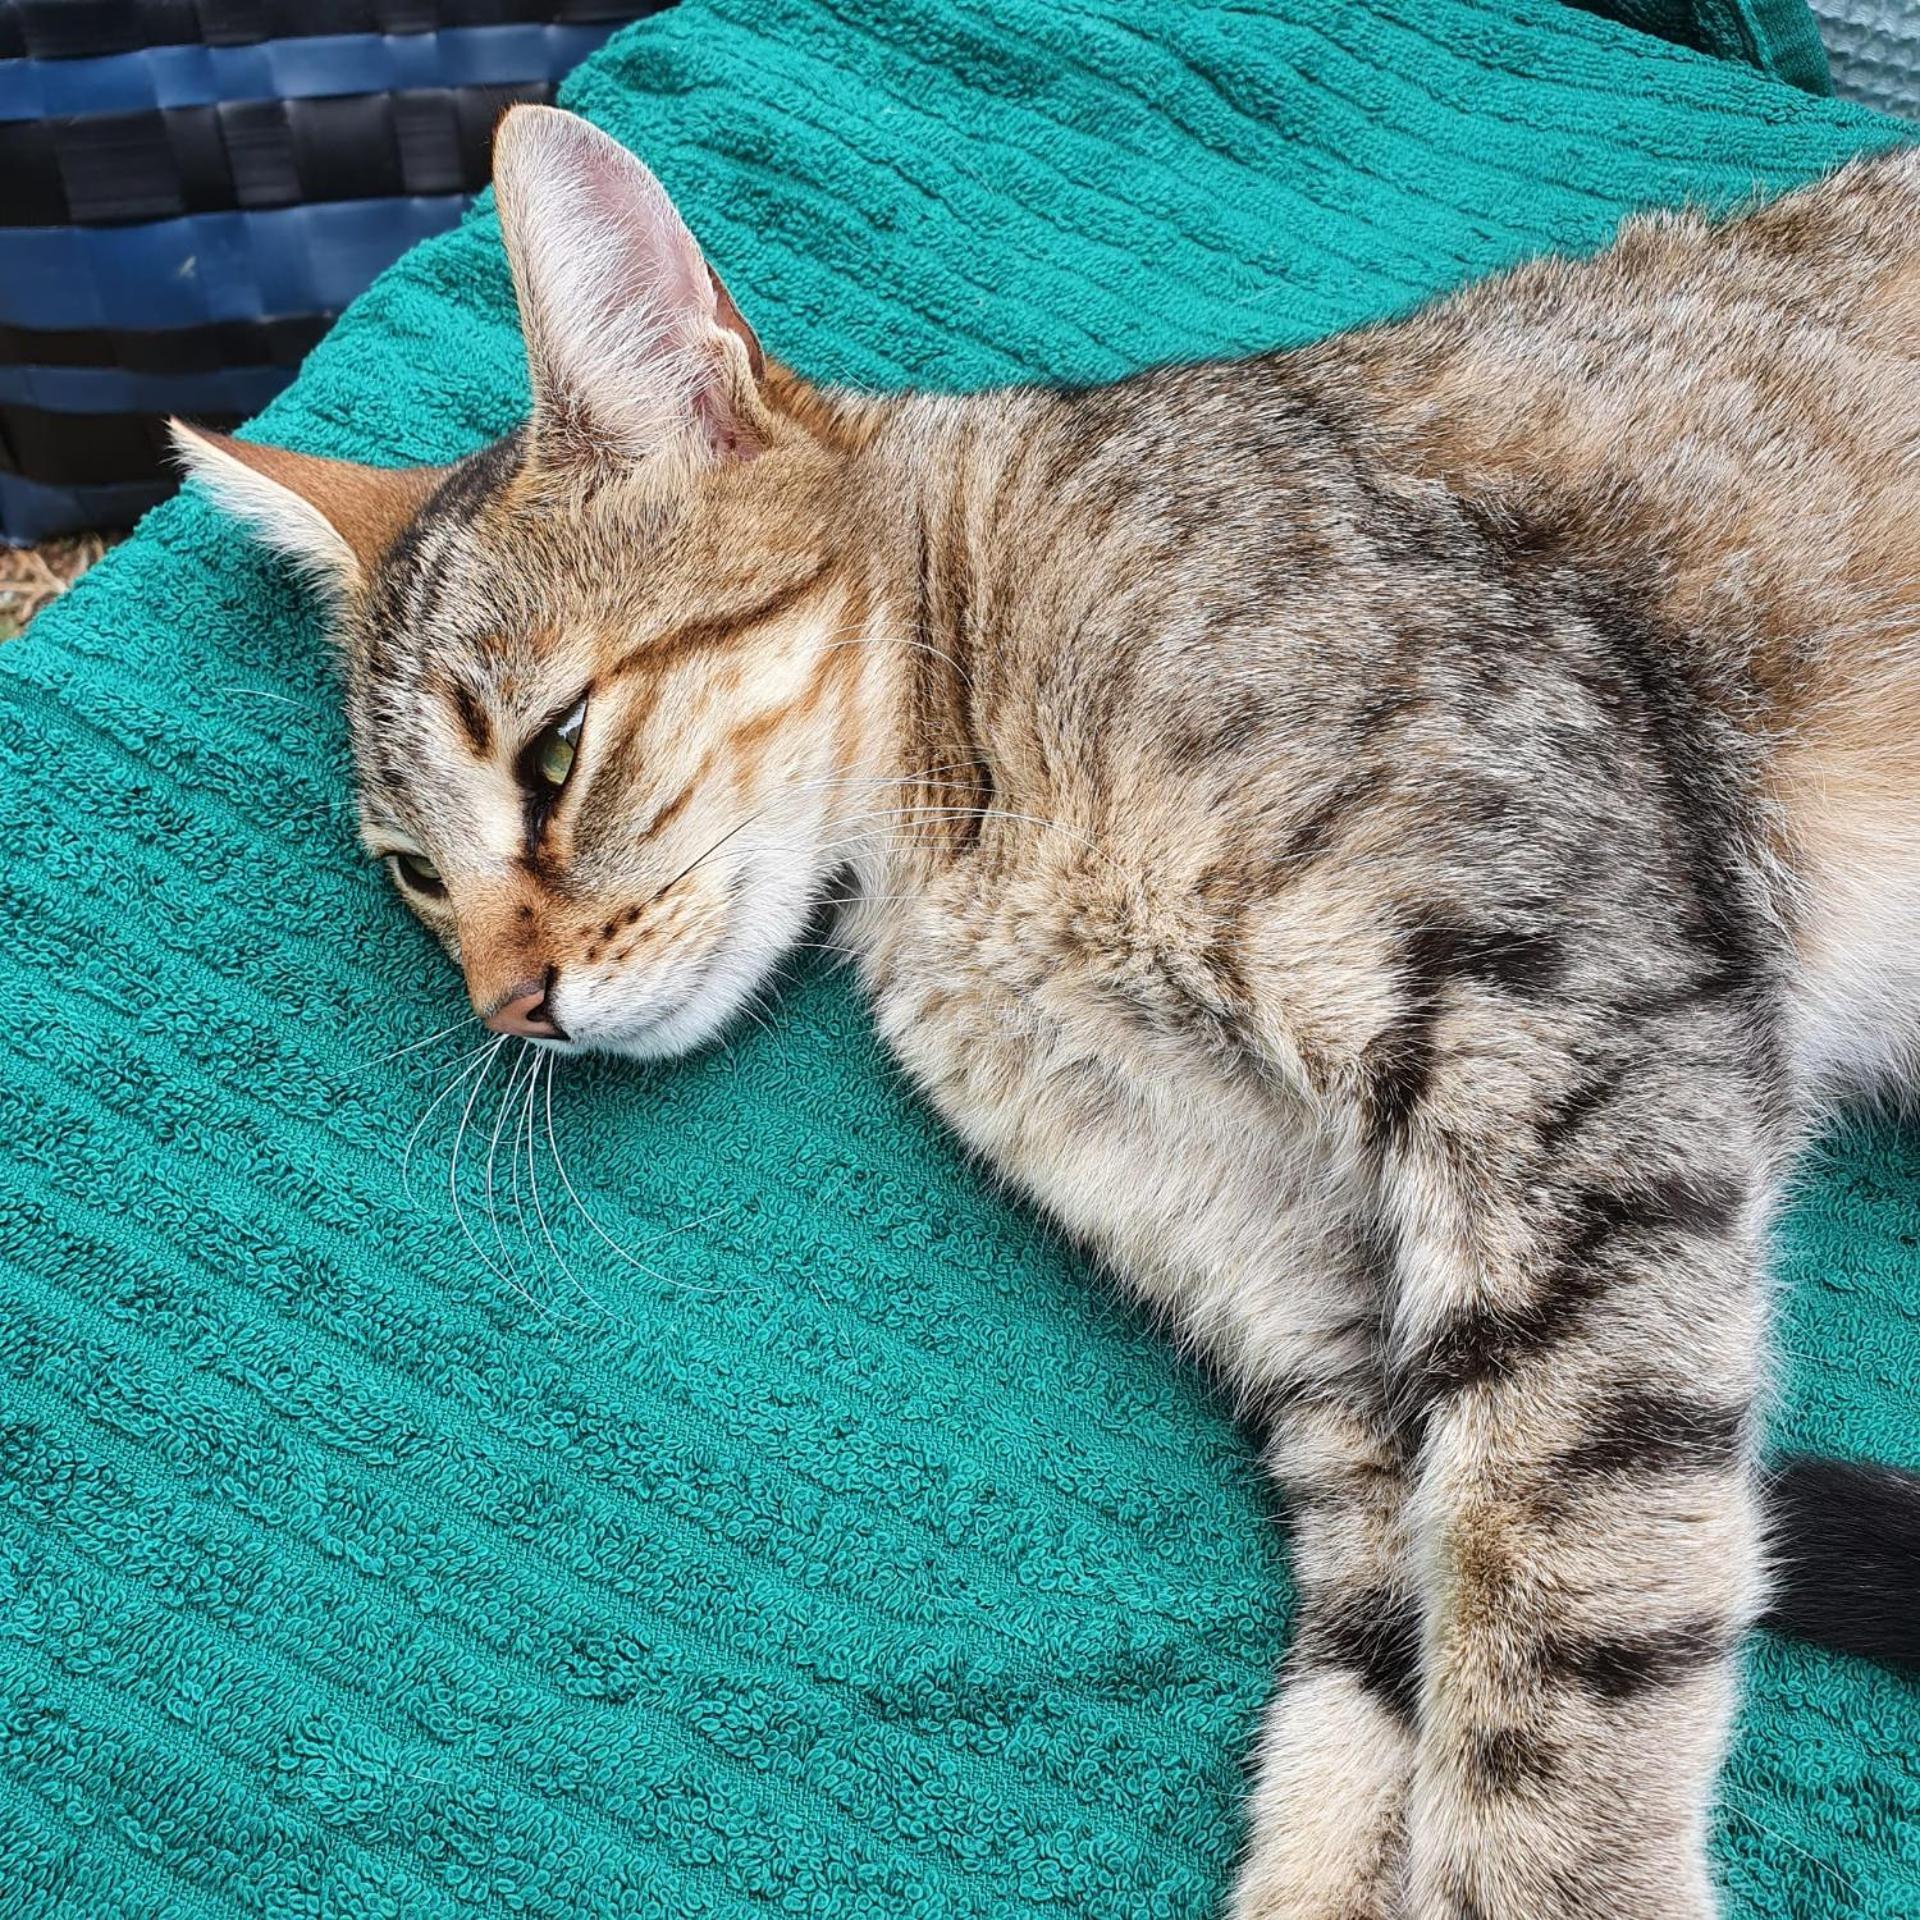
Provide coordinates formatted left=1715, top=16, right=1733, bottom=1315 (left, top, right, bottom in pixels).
left=175, top=105, right=1919, bottom=1920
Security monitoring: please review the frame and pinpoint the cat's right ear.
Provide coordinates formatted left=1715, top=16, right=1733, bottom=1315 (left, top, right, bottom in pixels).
left=491, top=105, right=772, bottom=471
left=169, top=421, right=446, bottom=601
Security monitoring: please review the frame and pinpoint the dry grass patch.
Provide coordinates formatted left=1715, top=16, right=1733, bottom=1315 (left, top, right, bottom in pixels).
left=1, top=534, right=120, bottom=642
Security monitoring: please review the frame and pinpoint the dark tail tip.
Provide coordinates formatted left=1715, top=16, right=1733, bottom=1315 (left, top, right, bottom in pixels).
left=1763, top=1453, right=1920, bottom=1672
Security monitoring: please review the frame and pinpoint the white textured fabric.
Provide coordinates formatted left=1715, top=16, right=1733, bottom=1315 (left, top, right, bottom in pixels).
left=1816, top=0, right=1920, bottom=116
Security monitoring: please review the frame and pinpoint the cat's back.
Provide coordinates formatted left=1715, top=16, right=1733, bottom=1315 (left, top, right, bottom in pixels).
left=1335, top=140, right=1920, bottom=1100
left=935, top=146, right=1920, bottom=745
left=1320, top=143, right=1920, bottom=674
left=899, top=146, right=1920, bottom=1105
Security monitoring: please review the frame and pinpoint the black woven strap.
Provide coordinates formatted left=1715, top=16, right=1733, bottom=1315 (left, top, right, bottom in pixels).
left=0, top=2, right=663, bottom=60
left=0, top=82, right=558, bottom=225
left=0, top=314, right=331, bottom=373
left=0, top=397, right=243, bottom=486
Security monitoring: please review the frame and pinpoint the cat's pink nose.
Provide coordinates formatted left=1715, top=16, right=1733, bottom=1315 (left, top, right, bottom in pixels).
left=480, top=973, right=566, bottom=1040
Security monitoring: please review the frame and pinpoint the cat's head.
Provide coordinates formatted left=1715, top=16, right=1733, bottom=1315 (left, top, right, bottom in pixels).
left=175, top=108, right=894, bottom=1060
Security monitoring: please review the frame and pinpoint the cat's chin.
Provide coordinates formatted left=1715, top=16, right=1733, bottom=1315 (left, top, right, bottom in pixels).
left=566, top=924, right=790, bottom=1064
left=598, top=1002, right=736, bottom=1062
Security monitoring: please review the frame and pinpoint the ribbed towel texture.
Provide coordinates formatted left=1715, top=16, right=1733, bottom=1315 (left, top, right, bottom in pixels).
left=3, top=2, right=1916, bottom=1914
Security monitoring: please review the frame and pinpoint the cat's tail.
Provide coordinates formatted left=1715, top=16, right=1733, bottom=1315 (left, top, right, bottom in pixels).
left=1763, top=1454, right=1920, bottom=1670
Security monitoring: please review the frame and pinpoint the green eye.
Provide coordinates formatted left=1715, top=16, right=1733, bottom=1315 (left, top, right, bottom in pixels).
left=534, top=730, right=575, bottom=788
left=392, top=850, right=445, bottom=898
left=526, top=697, right=586, bottom=794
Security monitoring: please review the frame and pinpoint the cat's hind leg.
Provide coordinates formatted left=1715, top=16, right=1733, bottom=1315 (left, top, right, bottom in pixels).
left=1232, top=1391, right=1416, bottom=1920
left=1378, top=1014, right=1773, bottom=1920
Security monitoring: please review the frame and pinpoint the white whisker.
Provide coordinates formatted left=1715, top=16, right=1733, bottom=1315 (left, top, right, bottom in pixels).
left=210, top=683, right=317, bottom=710
left=541, top=1060, right=715, bottom=1294
left=399, top=1036, right=500, bottom=1207
left=375, top=1012, right=480, bottom=1065
left=445, top=1037, right=539, bottom=1307
left=522, top=1057, right=626, bottom=1329
left=483, top=1042, right=542, bottom=1293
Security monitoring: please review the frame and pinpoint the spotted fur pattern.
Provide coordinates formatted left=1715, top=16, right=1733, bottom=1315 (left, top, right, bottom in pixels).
left=176, top=109, right=1920, bottom=1920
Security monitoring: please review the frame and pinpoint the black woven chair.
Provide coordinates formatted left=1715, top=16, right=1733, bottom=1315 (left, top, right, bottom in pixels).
left=0, top=1, right=668, bottom=543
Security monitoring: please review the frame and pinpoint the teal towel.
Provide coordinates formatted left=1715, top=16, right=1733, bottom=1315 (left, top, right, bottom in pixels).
left=1578, top=0, right=1835, bottom=91
left=3, top=3, right=1915, bottom=1915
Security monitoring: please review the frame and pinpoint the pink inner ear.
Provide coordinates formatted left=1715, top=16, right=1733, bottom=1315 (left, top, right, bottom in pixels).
left=597, top=174, right=765, bottom=456
left=576, top=134, right=716, bottom=347
left=575, top=134, right=765, bottom=457
left=499, top=110, right=775, bottom=462
left=499, top=108, right=768, bottom=461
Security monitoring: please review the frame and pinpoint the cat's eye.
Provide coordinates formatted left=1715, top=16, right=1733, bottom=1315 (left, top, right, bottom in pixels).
left=390, top=850, right=446, bottom=898
left=525, top=696, right=586, bottom=794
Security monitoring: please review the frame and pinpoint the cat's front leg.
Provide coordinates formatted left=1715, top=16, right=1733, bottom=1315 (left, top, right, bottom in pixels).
left=1232, top=1391, right=1416, bottom=1920
left=1377, top=1035, right=1774, bottom=1920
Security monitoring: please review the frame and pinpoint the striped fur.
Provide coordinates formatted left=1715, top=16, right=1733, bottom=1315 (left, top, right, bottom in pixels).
left=180, top=109, right=1920, bottom=1920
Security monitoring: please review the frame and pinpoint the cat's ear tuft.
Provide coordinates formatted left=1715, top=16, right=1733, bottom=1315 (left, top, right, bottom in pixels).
left=170, top=421, right=442, bottom=598
left=491, top=105, right=769, bottom=470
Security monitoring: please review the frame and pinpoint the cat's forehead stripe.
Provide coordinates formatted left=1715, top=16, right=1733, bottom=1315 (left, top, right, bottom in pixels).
left=449, top=679, right=492, bottom=756
left=605, top=555, right=841, bottom=684
left=372, top=429, right=527, bottom=642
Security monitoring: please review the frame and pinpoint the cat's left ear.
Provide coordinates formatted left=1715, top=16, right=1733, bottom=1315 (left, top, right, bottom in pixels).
left=169, top=421, right=448, bottom=600
left=491, top=105, right=772, bottom=470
